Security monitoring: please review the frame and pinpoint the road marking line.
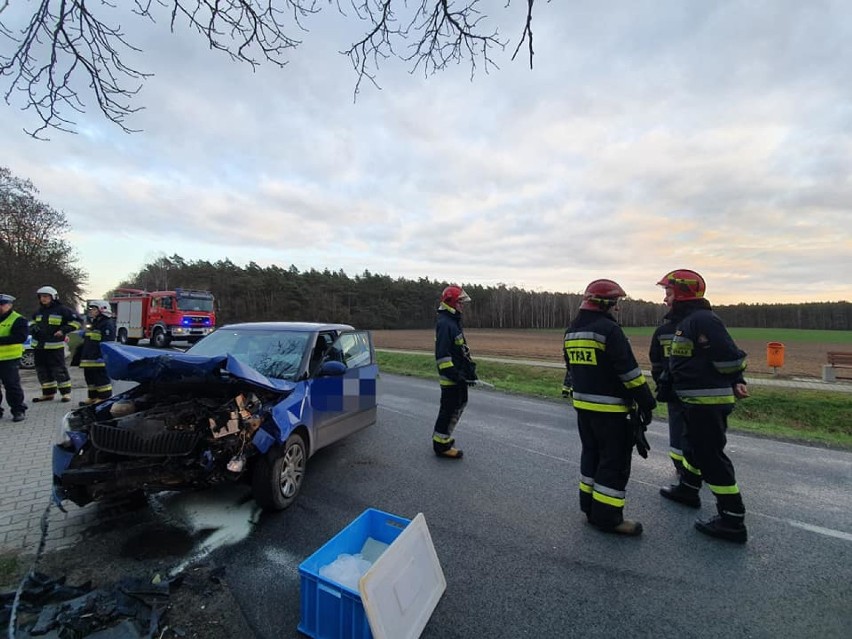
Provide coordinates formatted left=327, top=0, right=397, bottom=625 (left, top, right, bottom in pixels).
left=785, top=519, right=852, bottom=542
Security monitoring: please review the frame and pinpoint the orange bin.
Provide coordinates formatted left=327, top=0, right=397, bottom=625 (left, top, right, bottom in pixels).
left=766, top=342, right=785, bottom=368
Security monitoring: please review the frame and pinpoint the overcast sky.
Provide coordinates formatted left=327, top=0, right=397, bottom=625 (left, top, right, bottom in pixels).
left=2, top=1, right=851, bottom=306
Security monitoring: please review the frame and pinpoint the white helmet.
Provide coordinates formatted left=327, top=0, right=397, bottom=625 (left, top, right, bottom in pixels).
left=88, top=300, right=112, bottom=317
left=36, top=285, right=58, bottom=299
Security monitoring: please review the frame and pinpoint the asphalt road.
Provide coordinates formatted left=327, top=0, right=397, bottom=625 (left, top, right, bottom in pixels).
left=219, top=373, right=851, bottom=638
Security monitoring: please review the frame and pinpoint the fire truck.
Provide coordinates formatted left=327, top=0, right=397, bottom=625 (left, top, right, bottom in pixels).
left=109, top=288, right=216, bottom=348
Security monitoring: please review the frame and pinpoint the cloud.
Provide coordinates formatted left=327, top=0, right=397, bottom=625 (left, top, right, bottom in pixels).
left=1, top=1, right=851, bottom=305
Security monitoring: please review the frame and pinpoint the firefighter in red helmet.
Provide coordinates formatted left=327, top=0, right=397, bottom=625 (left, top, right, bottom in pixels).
left=655, top=269, right=750, bottom=543
left=563, top=279, right=656, bottom=536
left=432, top=285, right=477, bottom=459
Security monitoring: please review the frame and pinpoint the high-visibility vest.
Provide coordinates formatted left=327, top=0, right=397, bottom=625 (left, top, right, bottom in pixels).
left=0, top=311, right=25, bottom=361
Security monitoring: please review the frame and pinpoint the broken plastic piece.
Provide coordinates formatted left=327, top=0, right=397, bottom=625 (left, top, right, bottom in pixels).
left=226, top=454, right=246, bottom=473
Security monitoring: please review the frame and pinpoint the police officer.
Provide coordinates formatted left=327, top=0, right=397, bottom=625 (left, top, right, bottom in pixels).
left=656, top=269, right=750, bottom=543
left=564, top=279, right=656, bottom=536
left=0, top=294, right=29, bottom=422
left=77, top=300, right=116, bottom=405
left=432, top=285, right=477, bottom=459
left=29, top=286, right=81, bottom=403
left=649, top=285, right=688, bottom=474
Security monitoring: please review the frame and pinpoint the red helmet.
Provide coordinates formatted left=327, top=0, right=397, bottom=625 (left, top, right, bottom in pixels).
left=440, top=285, right=471, bottom=311
left=580, top=279, right=627, bottom=311
left=656, top=269, right=706, bottom=301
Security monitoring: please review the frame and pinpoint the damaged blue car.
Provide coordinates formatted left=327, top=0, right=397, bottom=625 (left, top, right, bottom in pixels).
left=52, top=322, right=378, bottom=511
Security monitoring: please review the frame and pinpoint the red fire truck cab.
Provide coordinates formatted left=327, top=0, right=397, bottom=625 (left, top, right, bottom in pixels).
left=109, top=288, right=216, bottom=348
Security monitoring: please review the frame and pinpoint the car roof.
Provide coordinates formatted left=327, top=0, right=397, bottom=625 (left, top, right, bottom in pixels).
left=218, top=321, right=355, bottom=332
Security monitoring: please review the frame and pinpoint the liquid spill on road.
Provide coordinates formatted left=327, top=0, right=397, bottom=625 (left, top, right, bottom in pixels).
left=144, top=484, right=261, bottom=575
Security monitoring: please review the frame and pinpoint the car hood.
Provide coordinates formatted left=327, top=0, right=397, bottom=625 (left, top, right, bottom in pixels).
left=101, top=343, right=296, bottom=394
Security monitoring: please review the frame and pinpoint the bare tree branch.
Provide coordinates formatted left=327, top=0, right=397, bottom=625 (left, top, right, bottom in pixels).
left=0, top=1, right=538, bottom=138
left=510, top=0, right=535, bottom=69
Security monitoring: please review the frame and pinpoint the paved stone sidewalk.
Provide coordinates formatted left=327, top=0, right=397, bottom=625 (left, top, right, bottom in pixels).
left=0, top=367, right=117, bottom=556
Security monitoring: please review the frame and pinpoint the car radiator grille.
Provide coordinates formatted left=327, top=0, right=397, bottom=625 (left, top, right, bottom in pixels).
left=90, top=423, right=201, bottom=456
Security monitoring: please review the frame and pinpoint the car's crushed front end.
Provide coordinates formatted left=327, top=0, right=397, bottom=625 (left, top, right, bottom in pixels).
left=52, top=343, right=295, bottom=506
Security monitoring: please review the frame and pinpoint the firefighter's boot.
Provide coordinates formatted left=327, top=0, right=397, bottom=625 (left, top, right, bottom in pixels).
left=435, top=447, right=464, bottom=459
left=595, top=519, right=643, bottom=536
left=31, top=395, right=55, bottom=403
left=694, top=515, right=747, bottom=543
left=78, top=399, right=99, bottom=407
left=660, top=483, right=701, bottom=508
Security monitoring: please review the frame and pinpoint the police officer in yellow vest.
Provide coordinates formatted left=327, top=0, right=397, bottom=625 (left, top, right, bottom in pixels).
left=0, top=294, right=29, bottom=422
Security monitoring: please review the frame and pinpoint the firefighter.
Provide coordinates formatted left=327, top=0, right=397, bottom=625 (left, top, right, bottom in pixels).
left=29, top=286, right=81, bottom=403
left=649, top=284, right=688, bottom=474
left=0, top=294, right=29, bottom=422
left=564, top=279, right=656, bottom=536
left=656, top=269, right=750, bottom=543
left=432, top=285, right=477, bottom=459
left=77, top=300, right=115, bottom=405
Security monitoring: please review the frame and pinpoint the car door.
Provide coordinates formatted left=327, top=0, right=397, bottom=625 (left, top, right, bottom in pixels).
left=309, top=330, right=378, bottom=451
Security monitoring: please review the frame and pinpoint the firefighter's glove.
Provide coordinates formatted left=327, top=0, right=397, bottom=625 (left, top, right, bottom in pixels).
left=561, top=386, right=573, bottom=399
left=629, top=411, right=651, bottom=459
left=655, top=381, right=673, bottom=403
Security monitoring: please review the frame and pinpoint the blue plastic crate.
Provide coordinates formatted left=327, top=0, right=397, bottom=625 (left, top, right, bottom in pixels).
left=298, top=508, right=411, bottom=639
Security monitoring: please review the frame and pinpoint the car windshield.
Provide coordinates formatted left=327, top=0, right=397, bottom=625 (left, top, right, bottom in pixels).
left=187, top=328, right=311, bottom=380
left=176, top=297, right=215, bottom=312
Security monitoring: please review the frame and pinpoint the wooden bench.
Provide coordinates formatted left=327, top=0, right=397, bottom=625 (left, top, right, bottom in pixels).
left=823, top=351, right=852, bottom=381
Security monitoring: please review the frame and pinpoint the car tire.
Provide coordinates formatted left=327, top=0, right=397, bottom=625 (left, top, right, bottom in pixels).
left=117, top=328, right=128, bottom=344
left=252, top=432, right=307, bottom=511
left=20, top=350, right=35, bottom=370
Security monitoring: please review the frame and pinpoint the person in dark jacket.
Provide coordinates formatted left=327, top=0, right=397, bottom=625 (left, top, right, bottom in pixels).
left=649, top=287, right=688, bottom=474
left=432, top=285, right=477, bottom=459
left=0, top=294, right=29, bottom=422
left=564, top=279, right=656, bottom=536
left=655, top=269, right=750, bottom=543
left=29, top=286, right=82, bottom=403
left=77, top=300, right=116, bottom=405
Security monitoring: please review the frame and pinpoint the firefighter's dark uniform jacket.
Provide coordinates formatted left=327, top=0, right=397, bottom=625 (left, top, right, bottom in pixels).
left=564, top=310, right=654, bottom=413
left=78, top=314, right=116, bottom=367
left=0, top=309, right=28, bottom=360
left=649, top=309, right=683, bottom=387
left=435, top=303, right=476, bottom=387
left=669, top=300, right=747, bottom=407
left=29, top=300, right=81, bottom=350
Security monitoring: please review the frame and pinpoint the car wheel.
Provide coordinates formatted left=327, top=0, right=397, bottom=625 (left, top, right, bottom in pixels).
left=117, top=328, right=128, bottom=344
left=252, top=432, right=307, bottom=511
left=150, top=329, right=170, bottom=348
left=20, top=350, right=35, bottom=370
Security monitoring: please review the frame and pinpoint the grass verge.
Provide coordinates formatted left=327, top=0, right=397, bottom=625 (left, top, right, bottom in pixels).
left=377, top=351, right=852, bottom=450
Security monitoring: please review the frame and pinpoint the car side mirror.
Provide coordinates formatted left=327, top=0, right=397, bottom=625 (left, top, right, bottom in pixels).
left=318, top=360, right=346, bottom=376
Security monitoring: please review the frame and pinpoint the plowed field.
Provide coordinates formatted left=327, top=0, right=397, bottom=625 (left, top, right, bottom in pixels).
left=372, top=329, right=841, bottom=379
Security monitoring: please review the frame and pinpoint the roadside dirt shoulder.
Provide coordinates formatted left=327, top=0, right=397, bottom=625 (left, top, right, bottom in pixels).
left=2, top=507, right=255, bottom=639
